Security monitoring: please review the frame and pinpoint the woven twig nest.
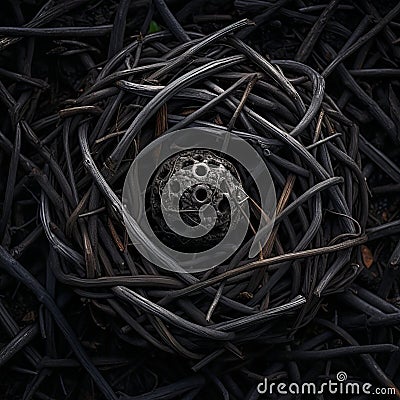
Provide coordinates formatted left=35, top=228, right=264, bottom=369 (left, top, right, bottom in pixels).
left=43, top=20, right=367, bottom=357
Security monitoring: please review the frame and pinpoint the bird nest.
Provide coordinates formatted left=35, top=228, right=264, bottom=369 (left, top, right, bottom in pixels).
left=42, top=20, right=368, bottom=357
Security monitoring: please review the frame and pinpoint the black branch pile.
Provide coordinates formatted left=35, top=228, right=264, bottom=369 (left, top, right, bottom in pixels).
left=0, top=1, right=399, bottom=399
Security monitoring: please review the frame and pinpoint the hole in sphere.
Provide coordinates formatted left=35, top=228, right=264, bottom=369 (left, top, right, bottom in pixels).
left=169, top=180, right=180, bottom=193
left=194, top=187, right=208, bottom=202
left=218, top=197, right=229, bottom=213
left=194, top=163, right=208, bottom=177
